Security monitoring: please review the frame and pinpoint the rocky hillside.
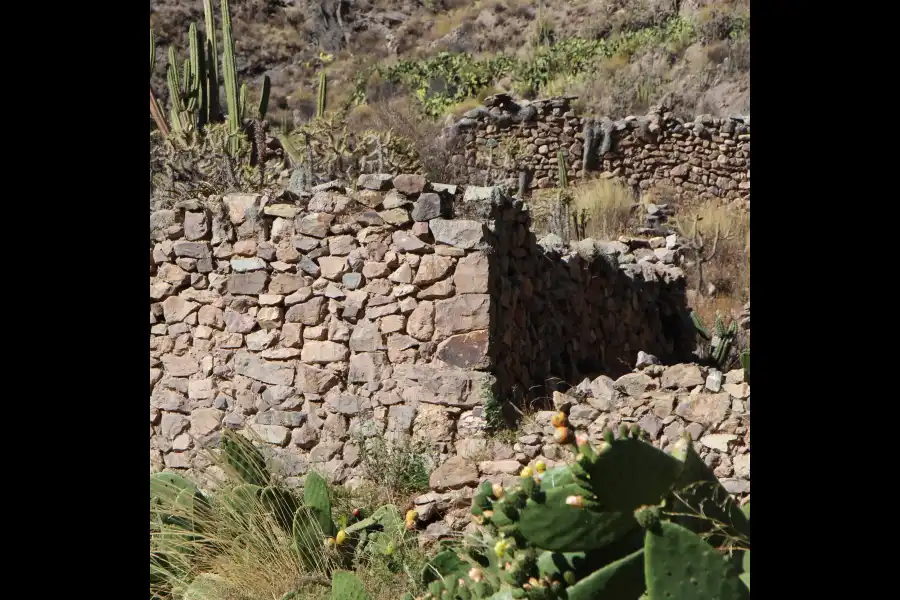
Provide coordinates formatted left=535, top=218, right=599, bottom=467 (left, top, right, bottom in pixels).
left=150, top=0, right=749, bottom=124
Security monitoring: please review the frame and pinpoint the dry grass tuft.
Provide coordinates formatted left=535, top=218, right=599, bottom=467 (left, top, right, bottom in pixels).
left=571, top=178, right=641, bottom=240
left=676, top=200, right=750, bottom=324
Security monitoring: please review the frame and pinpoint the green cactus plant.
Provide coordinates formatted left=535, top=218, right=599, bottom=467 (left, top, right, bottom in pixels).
left=740, top=351, right=750, bottom=383
left=557, top=150, right=568, bottom=189
left=150, top=0, right=269, bottom=154
left=317, top=71, right=328, bottom=118
left=304, top=471, right=337, bottom=538
left=331, top=571, right=371, bottom=600
left=409, top=412, right=750, bottom=600
left=691, top=311, right=740, bottom=371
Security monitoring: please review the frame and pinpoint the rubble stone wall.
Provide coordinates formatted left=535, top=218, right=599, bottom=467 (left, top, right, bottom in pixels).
left=149, top=174, right=699, bottom=496
left=421, top=362, right=751, bottom=537
left=448, top=94, right=750, bottom=203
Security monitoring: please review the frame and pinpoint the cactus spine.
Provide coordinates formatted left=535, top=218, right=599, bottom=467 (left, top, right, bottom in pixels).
left=317, top=71, right=328, bottom=118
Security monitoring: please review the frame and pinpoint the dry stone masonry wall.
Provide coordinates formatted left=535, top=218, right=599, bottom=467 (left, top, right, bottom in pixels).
left=448, top=94, right=750, bottom=202
left=149, top=174, right=699, bottom=499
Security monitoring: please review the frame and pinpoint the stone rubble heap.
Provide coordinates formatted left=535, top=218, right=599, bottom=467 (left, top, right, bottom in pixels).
left=415, top=359, right=750, bottom=540
left=450, top=94, right=750, bottom=203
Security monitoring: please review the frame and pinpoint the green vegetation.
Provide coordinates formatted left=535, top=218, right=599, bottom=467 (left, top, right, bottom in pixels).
left=150, top=430, right=431, bottom=600
left=691, top=311, right=743, bottom=371
left=405, top=412, right=750, bottom=599
left=354, top=430, right=434, bottom=499
left=355, top=15, right=706, bottom=118
left=151, top=0, right=270, bottom=151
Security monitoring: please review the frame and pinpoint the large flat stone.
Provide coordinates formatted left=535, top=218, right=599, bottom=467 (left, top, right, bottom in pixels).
left=429, top=219, right=487, bottom=249
left=434, top=294, right=491, bottom=337
left=233, top=351, right=295, bottom=385
left=429, top=456, right=479, bottom=492
left=435, top=330, right=491, bottom=369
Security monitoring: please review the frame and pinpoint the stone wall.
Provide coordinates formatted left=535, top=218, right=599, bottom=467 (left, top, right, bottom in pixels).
left=448, top=94, right=750, bottom=202
left=421, top=360, right=751, bottom=537
left=149, top=174, right=694, bottom=488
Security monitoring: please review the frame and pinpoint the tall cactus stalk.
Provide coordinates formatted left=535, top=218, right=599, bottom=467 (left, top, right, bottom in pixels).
left=151, top=0, right=268, bottom=154
left=202, top=0, right=220, bottom=123
left=150, top=30, right=156, bottom=78
left=149, top=30, right=171, bottom=137
left=317, top=71, right=327, bottom=118
left=220, top=0, right=241, bottom=153
left=557, top=150, right=568, bottom=188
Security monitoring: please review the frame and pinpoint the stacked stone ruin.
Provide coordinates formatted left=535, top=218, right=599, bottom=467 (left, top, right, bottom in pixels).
left=448, top=94, right=750, bottom=203
left=150, top=173, right=749, bottom=534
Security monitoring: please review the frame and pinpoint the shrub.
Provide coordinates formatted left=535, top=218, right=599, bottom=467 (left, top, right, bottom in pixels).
left=354, top=429, right=434, bottom=499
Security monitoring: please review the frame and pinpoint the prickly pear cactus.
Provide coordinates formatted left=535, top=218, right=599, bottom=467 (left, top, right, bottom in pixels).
left=331, top=570, right=371, bottom=600
left=408, top=409, right=750, bottom=600
left=645, top=522, right=749, bottom=600
left=304, top=471, right=337, bottom=537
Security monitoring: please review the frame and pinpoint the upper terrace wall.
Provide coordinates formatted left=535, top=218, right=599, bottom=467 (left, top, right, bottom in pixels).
left=448, top=94, right=750, bottom=202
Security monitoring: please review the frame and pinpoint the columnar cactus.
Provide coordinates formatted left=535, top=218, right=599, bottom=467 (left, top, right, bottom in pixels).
left=317, top=71, right=328, bottom=118
left=691, top=311, right=739, bottom=370
left=150, top=0, right=269, bottom=152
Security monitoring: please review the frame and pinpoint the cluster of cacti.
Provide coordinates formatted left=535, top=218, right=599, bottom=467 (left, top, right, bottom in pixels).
left=279, top=115, right=422, bottom=189
left=402, top=410, right=750, bottom=600
left=150, top=0, right=270, bottom=156
left=691, top=311, right=740, bottom=370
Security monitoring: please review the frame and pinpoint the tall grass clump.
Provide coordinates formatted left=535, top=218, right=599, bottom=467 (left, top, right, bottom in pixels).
left=571, top=177, right=640, bottom=240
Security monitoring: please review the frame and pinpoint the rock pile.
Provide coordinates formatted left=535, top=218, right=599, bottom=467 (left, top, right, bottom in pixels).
left=413, top=360, right=750, bottom=538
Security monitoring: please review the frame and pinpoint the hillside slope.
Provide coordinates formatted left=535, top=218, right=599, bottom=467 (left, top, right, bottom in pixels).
left=150, top=0, right=749, bottom=123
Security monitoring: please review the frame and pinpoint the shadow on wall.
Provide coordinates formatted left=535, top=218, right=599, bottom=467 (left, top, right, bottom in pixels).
left=480, top=191, right=696, bottom=407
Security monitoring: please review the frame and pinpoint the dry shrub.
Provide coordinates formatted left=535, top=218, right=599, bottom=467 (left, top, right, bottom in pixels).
left=677, top=201, right=749, bottom=316
left=572, top=177, right=641, bottom=240
left=352, top=97, right=465, bottom=182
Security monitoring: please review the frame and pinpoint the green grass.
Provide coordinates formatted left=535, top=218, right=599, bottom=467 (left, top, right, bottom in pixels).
left=150, top=433, right=437, bottom=600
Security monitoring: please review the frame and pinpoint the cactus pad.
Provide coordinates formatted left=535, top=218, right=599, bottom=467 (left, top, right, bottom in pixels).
left=517, top=486, right=637, bottom=551
left=422, top=549, right=468, bottom=585
left=150, top=472, right=197, bottom=505
left=669, top=436, right=750, bottom=544
left=564, top=548, right=647, bottom=600
left=331, top=570, right=371, bottom=600
left=221, top=431, right=269, bottom=486
left=304, top=471, right=336, bottom=537
left=260, top=486, right=301, bottom=533
left=645, top=521, right=749, bottom=600
left=584, top=437, right=683, bottom=511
